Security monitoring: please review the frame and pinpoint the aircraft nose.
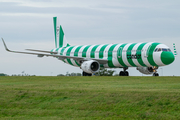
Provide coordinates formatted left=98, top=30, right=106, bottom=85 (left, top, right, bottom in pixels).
left=161, top=52, right=175, bottom=65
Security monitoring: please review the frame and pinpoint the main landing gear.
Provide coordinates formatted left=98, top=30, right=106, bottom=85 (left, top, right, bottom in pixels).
left=119, top=67, right=129, bottom=76
left=82, top=71, right=92, bottom=76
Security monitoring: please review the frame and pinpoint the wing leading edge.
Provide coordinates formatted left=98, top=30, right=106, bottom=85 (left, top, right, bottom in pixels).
left=2, top=38, right=108, bottom=64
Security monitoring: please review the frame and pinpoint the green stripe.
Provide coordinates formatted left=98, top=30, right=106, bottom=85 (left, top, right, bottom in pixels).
left=108, top=44, right=118, bottom=67
left=117, top=44, right=127, bottom=67
left=66, top=47, right=74, bottom=56
left=75, top=60, right=80, bottom=67
left=90, top=45, right=99, bottom=58
left=147, top=43, right=160, bottom=66
left=66, top=46, right=74, bottom=66
left=99, top=44, right=108, bottom=58
left=59, top=26, right=64, bottom=48
left=60, top=47, right=66, bottom=55
left=53, top=17, right=57, bottom=48
left=127, top=43, right=137, bottom=67
left=136, top=43, right=147, bottom=67
left=55, top=48, right=59, bottom=52
left=74, top=46, right=83, bottom=57
left=161, top=52, right=175, bottom=65
left=82, top=45, right=91, bottom=57
left=100, top=64, right=104, bottom=68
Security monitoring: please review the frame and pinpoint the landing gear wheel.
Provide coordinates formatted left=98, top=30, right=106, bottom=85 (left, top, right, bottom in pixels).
left=153, top=73, right=159, bottom=76
left=119, top=71, right=125, bottom=76
left=82, top=71, right=92, bottom=76
left=119, top=71, right=129, bottom=76
left=125, top=71, right=129, bottom=76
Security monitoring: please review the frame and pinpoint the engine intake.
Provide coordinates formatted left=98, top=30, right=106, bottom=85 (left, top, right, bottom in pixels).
left=81, top=60, right=100, bottom=74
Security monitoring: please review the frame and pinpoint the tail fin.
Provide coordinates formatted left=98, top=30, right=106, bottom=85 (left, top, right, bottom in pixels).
left=53, top=17, right=70, bottom=48
left=173, top=43, right=178, bottom=56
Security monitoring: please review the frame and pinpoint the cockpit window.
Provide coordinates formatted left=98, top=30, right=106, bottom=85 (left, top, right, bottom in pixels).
left=155, top=48, right=158, bottom=52
left=162, top=48, right=167, bottom=51
left=158, top=48, right=162, bottom=52
left=154, top=48, right=171, bottom=52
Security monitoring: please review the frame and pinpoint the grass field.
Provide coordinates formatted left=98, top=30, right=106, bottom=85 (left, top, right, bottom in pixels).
left=0, top=76, right=180, bottom=120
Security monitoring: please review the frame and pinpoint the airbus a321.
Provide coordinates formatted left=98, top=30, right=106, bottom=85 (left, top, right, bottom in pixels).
left=2, top=17, right=176, bottom=76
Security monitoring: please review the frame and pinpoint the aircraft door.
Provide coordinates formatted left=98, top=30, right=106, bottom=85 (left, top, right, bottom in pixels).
left=117, top=47, right=123, bottom=59
left=144, top=45, right=151, bottom=58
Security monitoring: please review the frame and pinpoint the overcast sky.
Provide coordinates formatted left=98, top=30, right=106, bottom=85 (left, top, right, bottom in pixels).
left=0, top=0, right=179, bottom=76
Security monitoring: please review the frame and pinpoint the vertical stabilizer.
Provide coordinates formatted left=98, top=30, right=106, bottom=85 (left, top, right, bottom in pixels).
left=53, top=17, right=70, bottom=48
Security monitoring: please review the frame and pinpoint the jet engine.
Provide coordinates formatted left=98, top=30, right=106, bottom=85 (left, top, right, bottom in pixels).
left=137, top=67, right=154, bottom=75
left=81, top=60, right=100, bottom=74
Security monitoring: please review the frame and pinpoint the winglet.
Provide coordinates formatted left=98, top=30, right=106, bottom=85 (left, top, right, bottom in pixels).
left=1, top=38, right=11, bottom=52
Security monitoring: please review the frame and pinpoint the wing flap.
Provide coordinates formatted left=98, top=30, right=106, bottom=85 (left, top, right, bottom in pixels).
left=26, top=49, right=58, bottom=54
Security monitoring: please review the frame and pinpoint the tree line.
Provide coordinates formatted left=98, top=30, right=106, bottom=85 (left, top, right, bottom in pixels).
left=1, top=68, right=117, bottom=76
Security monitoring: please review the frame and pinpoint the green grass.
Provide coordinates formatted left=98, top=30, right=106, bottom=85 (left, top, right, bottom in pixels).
left=0, top=76, right=180, bottom=119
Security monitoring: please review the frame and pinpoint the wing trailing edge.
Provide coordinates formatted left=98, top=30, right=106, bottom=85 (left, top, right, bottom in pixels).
left=2, top=38, right=108, bottom=64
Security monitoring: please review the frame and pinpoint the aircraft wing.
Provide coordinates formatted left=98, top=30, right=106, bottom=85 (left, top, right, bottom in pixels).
left=2, top=39, right=108, bottom=64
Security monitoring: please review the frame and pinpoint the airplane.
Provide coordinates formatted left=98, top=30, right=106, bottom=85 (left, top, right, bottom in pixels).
left=2, top=17, right=176, bottom=76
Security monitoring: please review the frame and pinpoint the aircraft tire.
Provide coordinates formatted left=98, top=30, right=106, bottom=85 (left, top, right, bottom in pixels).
left=82, top=71, right=92, bottom=76
left=119, top=71, right=129, bottom=76
left=125, top=71, right=129, bottom=76
left=119, top=71, right=125, bottom=76
left=153, top=73, right=159, bottom=76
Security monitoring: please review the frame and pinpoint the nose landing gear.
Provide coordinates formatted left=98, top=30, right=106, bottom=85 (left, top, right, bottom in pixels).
left=153, top=73, right=159, bottom=76
left=152, top=66, right=159, bottom=76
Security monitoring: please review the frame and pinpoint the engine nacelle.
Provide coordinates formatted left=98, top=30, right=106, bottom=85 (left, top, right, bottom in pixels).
left=81, top=60, right=100, bottom=74
left=137, top=67, right=154, bottom=75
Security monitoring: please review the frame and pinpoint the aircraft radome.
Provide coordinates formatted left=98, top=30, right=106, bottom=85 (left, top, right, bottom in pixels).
left=2, top=17, right=177, bottom=76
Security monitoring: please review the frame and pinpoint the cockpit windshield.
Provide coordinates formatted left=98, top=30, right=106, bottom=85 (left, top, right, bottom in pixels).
left=154, top=48, right=171, bottom=52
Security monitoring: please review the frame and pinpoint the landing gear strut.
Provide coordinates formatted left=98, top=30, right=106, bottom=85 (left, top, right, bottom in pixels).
left=82, top=71, right=92, bottom=76
left=119, top=67, right=129, bottom=76
left=152, top=66, right=159, bottom=76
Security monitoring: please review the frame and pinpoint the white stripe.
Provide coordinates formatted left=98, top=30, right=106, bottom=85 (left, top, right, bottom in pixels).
left=86, top=45, right=97, bottom=58
left=103, top=64, right=109, bottom=68
left=78, top=45, right=88, bottom=57
left=62, top=47, right=71, bottom=65
left=153, top=44, right=166, bottom=66
left=62, top=36, right=68, bottom=47
left=62, top=47, right=70, bottom=56
left=70, top=46, right=80, bottom=67
left=122, top=43, right=132, bottom=67
left=103, top=44, right=113, bottom=67
left=95, top=44, right=105, bottom=59
left=57, top=48, right=62, bottom=54
left=70, top=59, right=78, bottom=67
left=112, top=44, right=123, bottom=67
left=132, top=43, right=142, bottom=67
left=142, top=42, right=153, bottom=67
left=104, top=44, right=113, bottom=59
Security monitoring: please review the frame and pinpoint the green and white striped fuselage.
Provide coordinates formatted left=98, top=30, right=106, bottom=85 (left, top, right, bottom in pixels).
left=2, top=17, right=176, bottom=76
left=52, top=42, right=175, bottom=68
